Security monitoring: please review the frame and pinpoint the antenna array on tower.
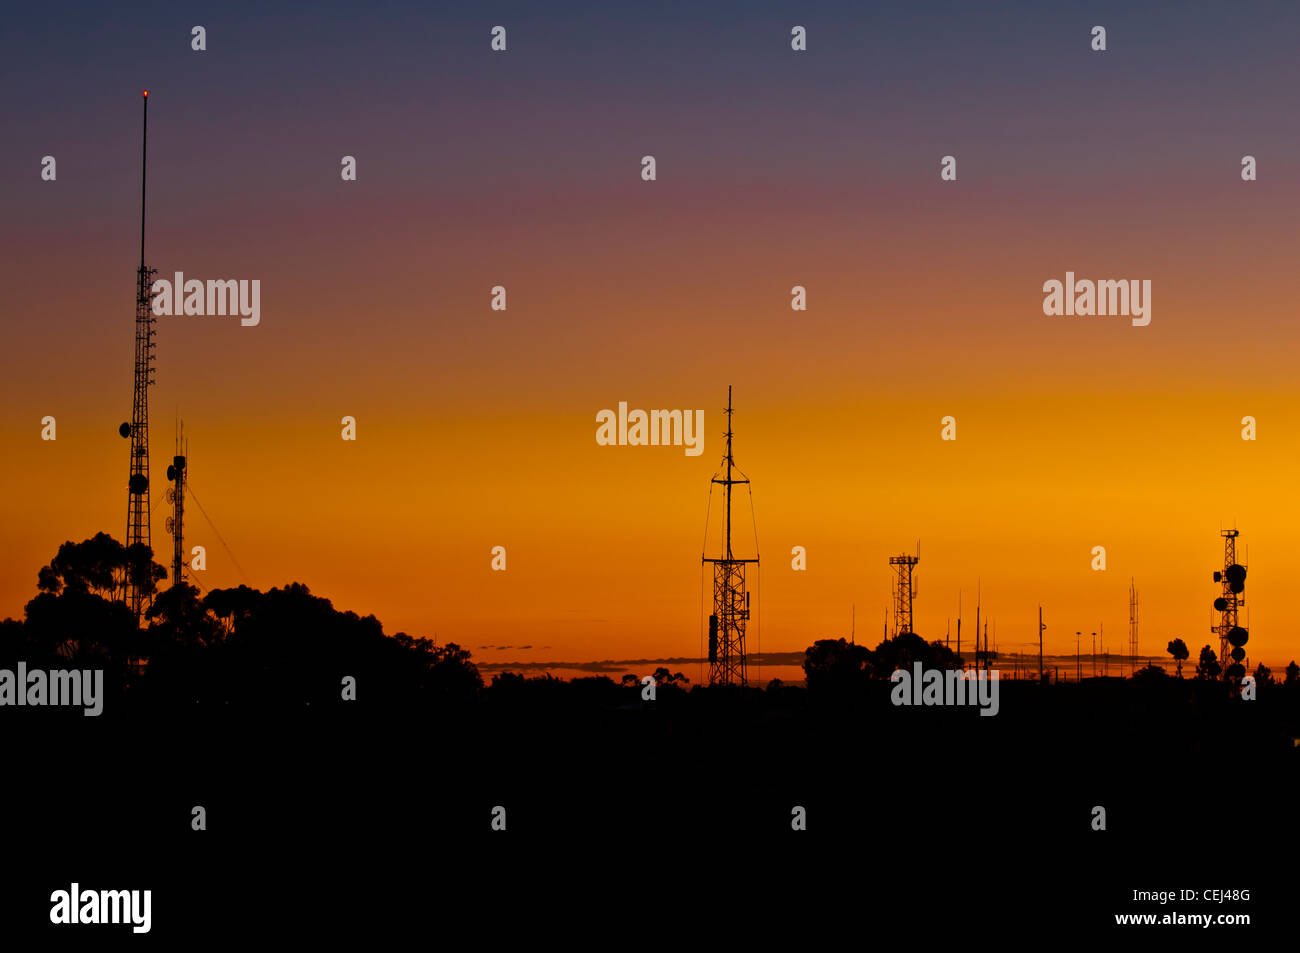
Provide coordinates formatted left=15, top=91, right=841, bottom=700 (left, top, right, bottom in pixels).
left=888, top=553, right=919, bottom=637
left=702, top=386, right=759, bottom=687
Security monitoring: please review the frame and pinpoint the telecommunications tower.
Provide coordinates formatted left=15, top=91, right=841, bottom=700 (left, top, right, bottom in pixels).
left=703, top=387, right=759, bottom=687
left=166, top=422, right=187, bottom=588
left=889, top=552, right=919, bottom=637
left=119, top=90, right=158, bottom=621
left=1212, top=529, right=1249, bottom=681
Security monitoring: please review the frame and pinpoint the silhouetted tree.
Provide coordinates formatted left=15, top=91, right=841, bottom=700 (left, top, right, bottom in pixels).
left=131, top=582, right=225, bottom=703
left=146, top=582, right=223, bottom=649
left=803, top=638, right=872, bottom=693
left=1285, top=661, right=1299, bottom=685
left=194, top=583, right=481, bottom=706
left=870, top=632, right=962, bottom=677
left=1132, top=663, right=1168, bottom=683
left=36, top=532, right=128, bottom=599
left=651, top=666, right=689, bottom=686
left=484, top=672, right=567, bottom=709
left=1253, top=662, right=1272, bottom=686
left=1167, top=638, right=1189, bottom=678
left=567, top=675, right=622, bottom=706
left=0, top=617, right=31, bottom=668
left=21, top=535, right=164, bottom=672
left=124, top=542, right=167, bottom=603
left=1195, top=644, right=1221, bottom=680
left=420, top=640, right=482, bottom=704
left=202, top=584, right=265, bottom=636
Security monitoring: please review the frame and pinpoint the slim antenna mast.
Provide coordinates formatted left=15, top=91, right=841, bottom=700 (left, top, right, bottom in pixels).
left=167, top=419, right=188, bottom=588
left=121, top=89, right=159, bottom=622
left=140, top=91, right=148, bottom=267
left=702, top=386, right=758, bottom=686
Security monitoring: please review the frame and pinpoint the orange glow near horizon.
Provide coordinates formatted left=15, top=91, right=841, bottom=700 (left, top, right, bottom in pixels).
left=4, top=286, right=1298, bottom=672
left=6, top=41, right=1300, bottom=675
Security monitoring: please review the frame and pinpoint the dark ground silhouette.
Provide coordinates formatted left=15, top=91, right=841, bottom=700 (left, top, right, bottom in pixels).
left=4, top=535, right=1295, bottom=939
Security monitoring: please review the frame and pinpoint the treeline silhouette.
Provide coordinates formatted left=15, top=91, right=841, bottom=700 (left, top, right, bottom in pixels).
left=1, top=533, right=479, bottom=710
left=7, top=535, right=1300, bottom=883
left=3, top=534, right=1299, bottom=716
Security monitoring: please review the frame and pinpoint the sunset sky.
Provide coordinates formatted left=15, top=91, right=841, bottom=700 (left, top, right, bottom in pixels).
left=4, top=2, right=1300, bottom=671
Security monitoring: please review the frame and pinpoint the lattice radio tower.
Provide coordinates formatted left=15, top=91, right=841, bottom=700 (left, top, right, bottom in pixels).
left=889, top=552, right=919, bottom=636
left=1128, top=578, right=1139, bottom=675
left=120, top=90, right=158, bottom=620
left=703, top=386, right=758, bottom=687
left=166, top=421, right=187, bottom=588
left=1212, top=529, right=1248, bottom=681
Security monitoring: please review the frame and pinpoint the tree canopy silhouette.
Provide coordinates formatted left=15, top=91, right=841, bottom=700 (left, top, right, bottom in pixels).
left=2, top=534, right=482, bottom=709
left=870, top=631, right=963, bottom=675
left=16, top=533, right=163, bottom=674
left=1195, top=644, right=1221, bottom=681
left=804, top=632, right=963, bottom=693
left=803, top=638, right=872, bottom=692
left=1167, top=638, right=1189, bottom=678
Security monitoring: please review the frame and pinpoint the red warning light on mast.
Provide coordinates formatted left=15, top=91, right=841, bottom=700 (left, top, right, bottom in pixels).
left=142, top=89, right=149, bottom=98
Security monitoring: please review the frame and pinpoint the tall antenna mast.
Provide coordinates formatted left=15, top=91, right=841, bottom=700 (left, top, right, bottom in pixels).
left=121, top=90, right=159, bottom=621
left=702, top=386, right=758, bottom=686
left=140, top=89, right=147, bottom=267
left=167, top=419, right=188, bottom=588
left=888, top=551, right=919, bottom=636
left=1128, top=578, right=1139, bottom=675
left=1038, top=605, right=1045, bottom=683
left=956, top=590, right=961, bottom=663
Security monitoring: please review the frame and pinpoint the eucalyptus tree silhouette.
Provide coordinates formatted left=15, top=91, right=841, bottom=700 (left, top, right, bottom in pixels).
left=1195, top=644, right=1221, bottom=680
left=869, top=631, right=963, bottom=676
left=20, top=533, right=164, bottom=672
left=1, top=535, right=483, bottom=710
left=1166, top=638, right=1189, bottom=678
left=803, top=637, right=872, bottom=693
left=1132, top=663, right=1168, bottom=683
left=35, top=532, right=130, bottom=599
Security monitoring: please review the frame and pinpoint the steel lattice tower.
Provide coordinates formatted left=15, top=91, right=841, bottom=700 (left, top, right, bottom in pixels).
left=703, top=386, right=758, bottom=687
left=1213, top=530, right=1245, bottom=678
left=166, top=423, right=187, bottom=588
left=889, top=553, right=919, bottom=637
left=124, top=90, right=158, bottom=620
